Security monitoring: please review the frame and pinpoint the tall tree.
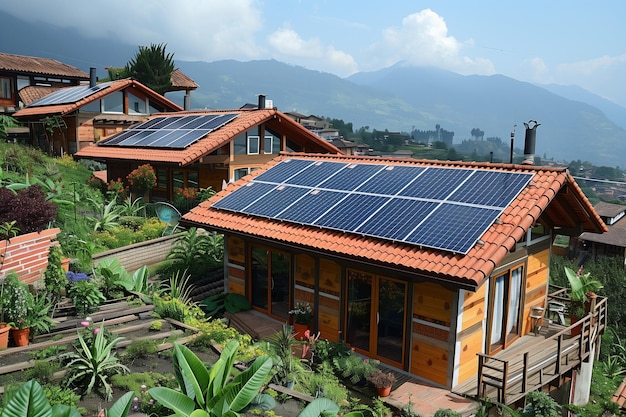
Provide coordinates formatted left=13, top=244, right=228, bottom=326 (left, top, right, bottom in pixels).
left=125, top=43, right=175, bottom=95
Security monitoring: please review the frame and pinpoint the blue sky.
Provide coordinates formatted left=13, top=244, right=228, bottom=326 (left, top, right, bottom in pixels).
left=3, top=1, right=626, bottom=106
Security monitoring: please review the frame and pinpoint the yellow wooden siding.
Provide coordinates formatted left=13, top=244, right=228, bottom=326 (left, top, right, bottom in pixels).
left=456, top=328, right=483, bottom=384
left=413, top=282, right=453, bottom=325
left=228, top=237, right=245, bottom=265
left=461, top=287, right=485, bottom=331
left=411, top=337, right=449, bottom=385
left=522, top=249, right=550, bottom=333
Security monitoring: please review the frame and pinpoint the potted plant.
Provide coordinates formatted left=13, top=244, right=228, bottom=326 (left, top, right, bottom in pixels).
left=367, top=369, right=396, bottom=397
left=564, top=266, right=603, bottom=334
left=127, top=163, right=156, bottom=201
left=334, top=353, right=380, bottom=385
left=289, top=302, right=312, bottom=337
left=0, top=276, right=9, bottom=349
left=2, top=271, right=34, bottom=345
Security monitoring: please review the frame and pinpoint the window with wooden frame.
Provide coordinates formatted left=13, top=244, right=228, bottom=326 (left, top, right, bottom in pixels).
left=487, top=263, right=525, bottom=354
left=0, top=77, right=12, bottom=100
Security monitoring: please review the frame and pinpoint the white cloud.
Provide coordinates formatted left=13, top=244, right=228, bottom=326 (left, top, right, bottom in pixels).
left=267, top=27, right=358, bottom=76
left=368, top=9, right=494, bottom=75
left=3, top=0, right=264, bottom=61
left=522, top=57, right=552, bottom=84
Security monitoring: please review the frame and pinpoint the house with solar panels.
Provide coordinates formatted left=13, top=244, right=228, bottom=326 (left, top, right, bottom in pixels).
left=0, top=52, right=89, bottom=115
left=74, top=96, right=341, bottom=202
left=181, top=152, right=608, bottom=408
left=13, top=72, right=183, bottom=155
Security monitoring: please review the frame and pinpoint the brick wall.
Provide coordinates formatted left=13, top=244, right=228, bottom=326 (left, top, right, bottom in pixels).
left=92, top=233, right=181, bottom=272
left=0, top=228, right=60, bottom=284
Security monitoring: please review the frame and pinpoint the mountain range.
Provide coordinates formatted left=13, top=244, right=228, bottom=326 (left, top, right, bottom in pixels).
left=3, top=10, right=626, bottom=168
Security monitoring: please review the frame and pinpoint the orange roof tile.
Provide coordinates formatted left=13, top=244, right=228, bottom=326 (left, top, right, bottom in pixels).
left=170, top=69, right=199, bottom=90
left=74, top=109, right=342, bottom=166
left=183, top=154, right=606, bottom=289
left=13, top=79, right=183, bottom=117
left=0, top=52, right=89, bottom=79
left=18, top=85, right=63, bottom=106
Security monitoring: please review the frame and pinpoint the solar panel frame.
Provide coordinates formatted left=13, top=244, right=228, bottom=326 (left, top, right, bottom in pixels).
left=212, top=182, right=277, bottom=212
left=97, top=113, right=240, bottom=149
left=210, top=158, right=534, bottom=254
left=29, top=82, right=112, bottom=107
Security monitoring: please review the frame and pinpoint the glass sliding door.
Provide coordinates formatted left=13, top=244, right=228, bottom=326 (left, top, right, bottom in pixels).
left=250, top=246, right=290, bottom=321
left=346, top=270, right=407, bottom=367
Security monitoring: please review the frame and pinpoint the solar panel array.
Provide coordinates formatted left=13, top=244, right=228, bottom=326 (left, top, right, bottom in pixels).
left=212, top=158, right=534, bottom=254
left=29, top=82, right=112, bottom=107
left=98, top=113, right=239, bottom=149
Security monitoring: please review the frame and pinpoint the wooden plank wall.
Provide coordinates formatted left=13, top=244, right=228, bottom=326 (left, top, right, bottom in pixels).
left=226, top=236, right=246, bottom=296
left=522, top=248, right=550, bottom=333
left=411, top=282, right=453, bottom=386
left=294, top=255, right=341, bottom=341
left=456, top=284, right=487, bottom=385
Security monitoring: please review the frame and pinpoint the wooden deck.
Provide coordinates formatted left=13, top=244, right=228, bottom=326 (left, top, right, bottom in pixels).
left=453, top=295, right=607, bottom=406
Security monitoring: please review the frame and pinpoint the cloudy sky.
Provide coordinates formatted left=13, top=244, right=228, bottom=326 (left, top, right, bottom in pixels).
left=3, top=1, right=626, bottom=106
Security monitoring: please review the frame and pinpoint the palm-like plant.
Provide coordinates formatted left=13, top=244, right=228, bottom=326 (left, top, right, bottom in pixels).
left=88, top=198, right=122, bottom=232
left=149, top=339, right=273, bottom=417
left=63, top=323, right=130, bottom=400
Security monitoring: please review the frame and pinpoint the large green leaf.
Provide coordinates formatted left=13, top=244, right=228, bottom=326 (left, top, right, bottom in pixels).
left=104, top=391, right=134, bottom=417
left=297, top=398, right=340, bottom=417
left=148, top=387, right=196, bottom=416
left=0, top=380, right=52, bottom=417
left=224, top=356, right=273, bottom=412
left=175, top=343, right=210, bottom=405
left=50, top=404, right=81, bottom=417
left=207, top=340, right=239, bottom=399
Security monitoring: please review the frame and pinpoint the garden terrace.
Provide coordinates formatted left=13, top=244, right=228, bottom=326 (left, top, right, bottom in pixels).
left=0, top=300, right=202, bottom=394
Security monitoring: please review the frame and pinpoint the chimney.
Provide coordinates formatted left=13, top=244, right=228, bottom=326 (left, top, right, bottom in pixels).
left=89, top=67, right=97, bottom=88
left=258, top=94, right=266, bottom=110
left=522, top=120, right=540, bottom=165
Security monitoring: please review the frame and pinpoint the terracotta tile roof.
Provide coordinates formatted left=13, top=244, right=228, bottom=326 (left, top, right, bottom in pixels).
left=170, top=69, right=199, bottom=90
left=13, top=79, right=182, bottom=117
left=74, top=109, right=342, bottom=166
left=613, top=377, right=626, bottom=410
left=0, top=52, right=88, bottom=79
left=183, top=154, right=606, bottom=289
left=18, top=85, right=63, bottom=106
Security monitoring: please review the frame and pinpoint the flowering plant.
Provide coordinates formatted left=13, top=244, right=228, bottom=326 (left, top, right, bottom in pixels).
left=66, top=271, right=90, bottom=285
left=127, top=164, right=156, bottom=193
left=289, top=302, right=313, bottom=325
left=2, top=272, right=33, bottom=328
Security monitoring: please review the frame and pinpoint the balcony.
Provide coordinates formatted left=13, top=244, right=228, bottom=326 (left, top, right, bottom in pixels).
left=453, top=286, right=607, bottom=405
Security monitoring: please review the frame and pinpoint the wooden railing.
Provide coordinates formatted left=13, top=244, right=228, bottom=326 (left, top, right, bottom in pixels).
left=476, top=290, right=607, bottom=405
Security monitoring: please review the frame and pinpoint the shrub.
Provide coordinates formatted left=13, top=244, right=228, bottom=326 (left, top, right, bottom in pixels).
left=0, top=185, right=56, bottom=234
left=24, top=360, right=61, bottom=385
left=67, top=279, right=105, bottom=316
left=121, top=339, right=159, bottom=364
left=127, top=164, right=156, bottom=194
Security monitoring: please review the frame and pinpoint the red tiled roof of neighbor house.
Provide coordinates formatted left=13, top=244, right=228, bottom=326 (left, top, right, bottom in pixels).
left=74, top=109, right=342, bottom=166
left=183, top=153, right=607, bottom=290
left=0, top=52, right=89, bottom=79
left=613, top=377, right=626, bottom=410
left=170, top=69, right=199, bottom=90
left=13, top=79, right=183, bottom=117
left=18, top=85, right=63, bottom=106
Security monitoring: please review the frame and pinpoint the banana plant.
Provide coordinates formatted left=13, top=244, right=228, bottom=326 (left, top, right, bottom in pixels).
left=149, top=339, right=273, bottom=417
left=0, top=379, right=134, bottom=417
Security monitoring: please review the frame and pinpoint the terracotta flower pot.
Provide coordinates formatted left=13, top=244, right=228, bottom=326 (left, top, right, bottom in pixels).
left=293, top=323, right=308, bottom=339
left=0, top=325, right=10, bottom=350
left=12, top=327, right=30, bottom=347
left=376, top=385, right=392, bottom=397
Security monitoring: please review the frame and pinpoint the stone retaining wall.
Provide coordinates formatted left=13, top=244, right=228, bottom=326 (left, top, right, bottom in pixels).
left=92, top=233, right=182, bottom=272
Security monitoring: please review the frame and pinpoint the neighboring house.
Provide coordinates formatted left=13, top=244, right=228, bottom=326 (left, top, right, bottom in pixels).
left=284, top=111, right=329, bottom=131
left=331, top=138, right=359, bottom=155
left=577, top=201, right=626, bottom=261
left=181, top=153, right=607, bottom=407
left=13, top=77, right=183, bottom=155
left=74, top=100, right=341, bottom=201
left=0, top=51, right=89, bottom=114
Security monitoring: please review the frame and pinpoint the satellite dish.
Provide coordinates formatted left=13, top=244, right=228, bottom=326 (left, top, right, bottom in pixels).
left=155, top=202, right=182, bottom=235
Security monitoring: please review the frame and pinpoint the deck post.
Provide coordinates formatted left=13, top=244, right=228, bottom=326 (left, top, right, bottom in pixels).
left=502, top=361, right=509, bottom=404
left=477, top=354, right=484, bottom=398
left=555, top=335, right=562, bottom=375
left=522, top=352, right=528, bottom=393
